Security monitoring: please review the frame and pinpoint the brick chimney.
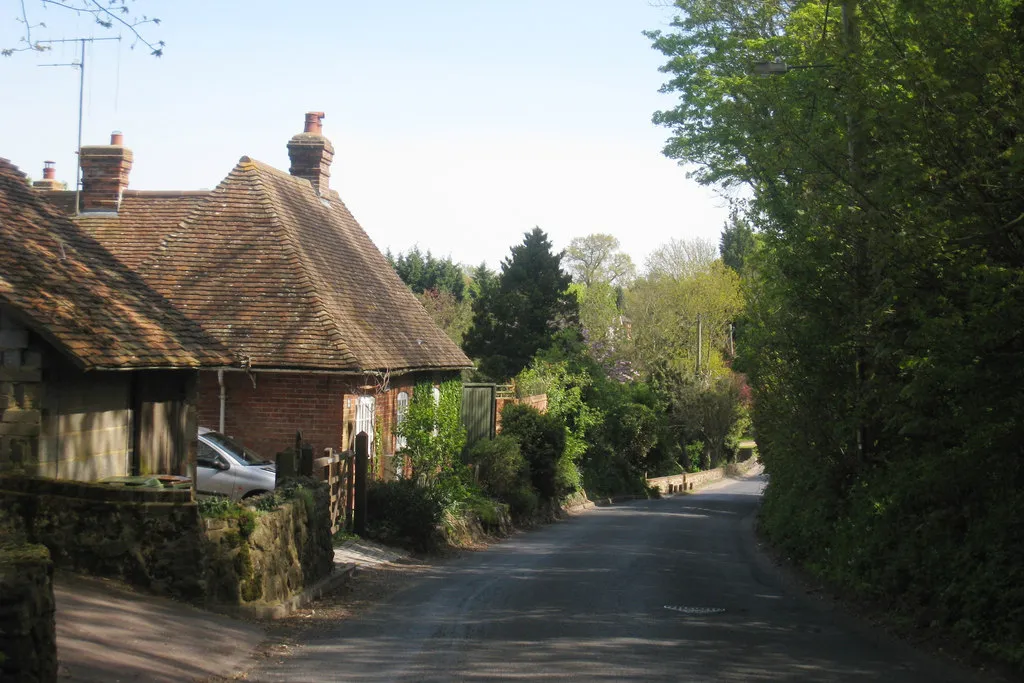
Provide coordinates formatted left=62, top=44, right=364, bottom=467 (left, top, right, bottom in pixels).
left=79, top=131, right=133, bottom=212
left=32, top=161, right=64, bottom=191
left=287, top=112, right=334, bottom=195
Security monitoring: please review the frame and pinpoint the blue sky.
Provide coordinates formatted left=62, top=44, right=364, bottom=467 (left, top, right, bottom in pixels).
left=2, top=0, right=731, bottom=270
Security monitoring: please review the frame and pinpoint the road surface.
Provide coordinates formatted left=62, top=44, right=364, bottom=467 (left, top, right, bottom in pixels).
left=251, top=471, right=989, bottom=682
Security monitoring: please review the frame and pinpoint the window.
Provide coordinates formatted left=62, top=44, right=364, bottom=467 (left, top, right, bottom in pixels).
left=395, top=391, right=409, bottom=451
left=355, top=395, right=376, bottom=452
left=197, top=440, right=219, bottom=468
left=431, top=385, right=440, bottom=436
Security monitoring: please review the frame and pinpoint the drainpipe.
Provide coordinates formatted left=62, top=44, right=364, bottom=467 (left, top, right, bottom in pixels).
left=218, top=369, right=226, bottom=434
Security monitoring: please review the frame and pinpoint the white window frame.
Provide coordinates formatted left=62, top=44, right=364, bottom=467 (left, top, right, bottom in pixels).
left=395, top=391, right=409, bottom=451
left=355, top=395, right=376, bottom=452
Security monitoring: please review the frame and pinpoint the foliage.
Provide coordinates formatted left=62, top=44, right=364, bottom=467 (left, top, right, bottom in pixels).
left=683, top=441, right=704, bottom=473
left=516, top=357, right=600, bottom=490
left=671, top=374, right=746, bottom=468
left=564, top=233, right=635, bottom=287
left=393, top=380, right=467, bottom=487
left=649, top=0, right=1024, bottom=669
left=499, top=403, right=568, bottom=500
left=469, top=434, right=528, bottom=500
left=719, top=207, right=758, bottom=276
left=624, top=257, right=742, bottom=386
left=463, top=227, right=579, bottom=380
left=197, top=497, right=256, bottom=538
left=387, top=247, right=466, bottom=300
left=365, top=479, right=445, bottom=553
left=644, top=238, right=718, bottom=281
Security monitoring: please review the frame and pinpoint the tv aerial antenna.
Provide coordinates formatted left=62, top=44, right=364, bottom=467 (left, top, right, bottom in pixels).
left=38, top=36, right=121, bottom=214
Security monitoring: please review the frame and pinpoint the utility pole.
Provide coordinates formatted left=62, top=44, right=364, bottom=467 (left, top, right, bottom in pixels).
left=39, top=36, right=121, bottom=215
left=841, top=0, right=869, bottom=464
left=696, top=314, right=703, bottom=376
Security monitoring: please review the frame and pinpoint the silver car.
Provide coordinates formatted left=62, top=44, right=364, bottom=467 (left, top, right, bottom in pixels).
left=196, top=428, right=276, bottom=500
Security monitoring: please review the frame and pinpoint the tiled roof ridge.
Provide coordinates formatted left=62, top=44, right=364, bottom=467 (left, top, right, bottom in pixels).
left=243, top=158, right=359, bottom=367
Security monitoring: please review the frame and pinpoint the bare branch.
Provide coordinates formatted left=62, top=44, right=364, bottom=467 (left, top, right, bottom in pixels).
left=2, top=0, right=51, bottom=55
left=4, top=0, right=164, bottom=56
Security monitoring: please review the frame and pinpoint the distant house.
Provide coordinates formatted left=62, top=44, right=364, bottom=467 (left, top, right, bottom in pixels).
left=40, top=113, right=471, bottom=472
left=0, top=157, right=235, bottom=480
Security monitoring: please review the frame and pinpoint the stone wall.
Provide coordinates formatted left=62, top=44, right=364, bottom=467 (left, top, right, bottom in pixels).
left=647, top=454, right=759, bottom=495
left=0, top=543, right=57, bottom=683
left=202, top=482, right=334, bottom=607
left=0, top=308, right=44, bottom=475
left=1, top=475, right=335, bottom=616
left=0, top=475, right=205, bottom=600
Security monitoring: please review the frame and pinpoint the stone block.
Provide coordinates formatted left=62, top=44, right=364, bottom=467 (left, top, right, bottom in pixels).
left=0, top=543, right=57, bottom=683
left=2, top=350, right=21, bottom=369
left=0, top=422, right=40, bottom=438
left=0, top=330, right=28, bottom=350
left=0, top=368, right=41, bottom=383
left=2, top=409, right=41, bottom=425
left=20, top=351, right=42, bottom=371
left=18, top=384, right=42, bottom=409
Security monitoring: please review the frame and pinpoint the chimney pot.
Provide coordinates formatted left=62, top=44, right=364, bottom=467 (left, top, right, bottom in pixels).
left=110, top=131, right=124, bottom=146
left=32, top=160, right=63, bottom=191
left=303, top=112, right=325, bottom=135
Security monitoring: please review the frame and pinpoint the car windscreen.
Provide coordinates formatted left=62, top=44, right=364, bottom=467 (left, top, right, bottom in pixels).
left=202, top=432, right=273, bottom=466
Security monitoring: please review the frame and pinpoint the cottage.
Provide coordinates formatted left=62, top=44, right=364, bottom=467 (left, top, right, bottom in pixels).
left=40, top=114, right=471, bottom=472
left=0, top=157, right=235, bottom=480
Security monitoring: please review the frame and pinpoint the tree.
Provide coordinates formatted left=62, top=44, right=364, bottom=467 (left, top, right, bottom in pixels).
left=644, top=238, right=718, bottom=280
left=625, top=253, right=742, bottom=384
left=564, top=233, right=635, bottom=287
left=4, top=0, right=164, bottom=56
left=463, top=227, right=578, bottom=380
left=719, top=207, right=758, bottom=275
left=648, top=0, right=1024, bottom=667
left=417, top=288, right=472, bottom=346
left=387, top=247, right=466, bottom=301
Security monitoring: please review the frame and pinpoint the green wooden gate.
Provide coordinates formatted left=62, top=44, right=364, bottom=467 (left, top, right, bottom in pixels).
left=461, top=383, right=496, bottom=451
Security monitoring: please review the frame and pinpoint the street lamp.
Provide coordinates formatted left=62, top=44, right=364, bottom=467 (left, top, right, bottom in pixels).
left=753, top=59, right=832, bottom=76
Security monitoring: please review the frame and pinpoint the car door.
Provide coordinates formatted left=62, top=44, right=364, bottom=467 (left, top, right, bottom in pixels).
left=196, top=437, right=237, bottom=497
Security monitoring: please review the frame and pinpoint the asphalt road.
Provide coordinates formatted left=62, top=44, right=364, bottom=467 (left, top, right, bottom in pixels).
left=251, top=471, right=992, bottom=682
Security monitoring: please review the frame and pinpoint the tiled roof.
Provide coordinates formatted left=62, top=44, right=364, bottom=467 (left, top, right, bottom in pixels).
left=0, top=158, right=235, bottom=370
left=133, top=157, right=471, bottom=373
left=43, top=190, right=210, bottom=269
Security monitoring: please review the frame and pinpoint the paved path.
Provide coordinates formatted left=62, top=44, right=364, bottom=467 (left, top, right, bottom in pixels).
left=55, top=572, right=264, bottom=682
left=250, top=472, right=995, bottom=682
left=54, top=538, right=407, bottom=682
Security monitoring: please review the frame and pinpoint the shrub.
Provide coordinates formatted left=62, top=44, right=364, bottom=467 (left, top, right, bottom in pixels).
left=365, top=479, right=444, bottom=553
left=500, top=403, right=567, bottom=500
left=505, top=483, right=540, bottom=521
left=470, top=434, right=528, bottom=500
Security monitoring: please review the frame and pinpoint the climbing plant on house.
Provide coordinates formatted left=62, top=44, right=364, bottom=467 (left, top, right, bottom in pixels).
left=393, top=380, right=467, bottom=487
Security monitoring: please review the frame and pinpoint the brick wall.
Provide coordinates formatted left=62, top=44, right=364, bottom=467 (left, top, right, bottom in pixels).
left=198, top=370, right=458, bottom=476
left=197, top=371, right=351, bottom=460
